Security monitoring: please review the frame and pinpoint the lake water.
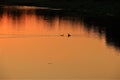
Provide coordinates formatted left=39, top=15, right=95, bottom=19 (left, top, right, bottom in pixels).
left=0, top=5, right=120, bottom=80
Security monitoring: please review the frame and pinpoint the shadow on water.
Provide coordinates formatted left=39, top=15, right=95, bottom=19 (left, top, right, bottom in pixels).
left=0, top=6, right=120, bottom=51
left=82, top=17, right=120, bottom=51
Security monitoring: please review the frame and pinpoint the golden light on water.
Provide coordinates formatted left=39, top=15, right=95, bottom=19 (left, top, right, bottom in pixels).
left=0, top=6, right=120, bottom=80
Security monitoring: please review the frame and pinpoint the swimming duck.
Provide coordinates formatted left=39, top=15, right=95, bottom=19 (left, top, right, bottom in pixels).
left=68, top=33, right=71, bottom=37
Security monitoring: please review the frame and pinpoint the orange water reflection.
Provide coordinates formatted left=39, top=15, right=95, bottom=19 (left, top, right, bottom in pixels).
left=0, top=6, right=120, bottom=80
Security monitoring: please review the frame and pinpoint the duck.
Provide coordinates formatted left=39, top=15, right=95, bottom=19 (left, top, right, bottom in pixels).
left=68, top=33, right=71, bottom=37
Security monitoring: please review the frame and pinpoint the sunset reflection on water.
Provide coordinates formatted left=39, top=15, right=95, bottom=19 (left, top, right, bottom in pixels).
left=0, top=6, right=120, bottom=80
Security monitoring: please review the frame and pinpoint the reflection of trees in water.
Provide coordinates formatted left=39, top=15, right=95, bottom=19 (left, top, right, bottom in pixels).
left=0, top=7, right=23, bottom=24
left=6, top=9, right=23, bottom=21
left=0, top=7, right=120, bottom=51
left=83, top=17, right=120, bottom=51
left=0, top=7, right=3, bottom=20
left=0, top=6, right=37, bottom=20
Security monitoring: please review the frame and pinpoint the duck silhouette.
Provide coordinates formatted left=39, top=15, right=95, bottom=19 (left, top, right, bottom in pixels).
left=68, top=33, right=71, bottom=37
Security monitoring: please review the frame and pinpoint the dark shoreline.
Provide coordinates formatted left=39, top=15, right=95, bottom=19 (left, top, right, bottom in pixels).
left=0, top=0, right=120, bottom=17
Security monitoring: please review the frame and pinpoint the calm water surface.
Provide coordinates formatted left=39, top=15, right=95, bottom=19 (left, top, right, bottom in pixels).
left=0, top=6, right=120, bottom=80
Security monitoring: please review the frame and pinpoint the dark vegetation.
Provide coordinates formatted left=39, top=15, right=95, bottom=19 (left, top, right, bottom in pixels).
left=0, top=0, right=120, bottom=16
